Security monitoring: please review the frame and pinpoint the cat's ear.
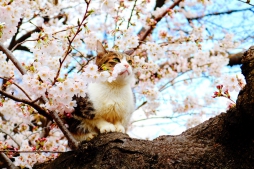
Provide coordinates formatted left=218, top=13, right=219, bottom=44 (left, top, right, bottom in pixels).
left=96, top=40, right=106, bottom=57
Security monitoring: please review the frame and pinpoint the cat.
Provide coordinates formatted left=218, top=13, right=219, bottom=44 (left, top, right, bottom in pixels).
left=66, top=41, right=135, bottom=142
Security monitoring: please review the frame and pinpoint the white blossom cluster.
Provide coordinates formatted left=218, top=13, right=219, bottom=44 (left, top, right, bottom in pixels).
left=115, top=28, right=139, bottom=51
left=0, top=2, right=22, bottom=42
left=0, top=52, right=15, bottom=77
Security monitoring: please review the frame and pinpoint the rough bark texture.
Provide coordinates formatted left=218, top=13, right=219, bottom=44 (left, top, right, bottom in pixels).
left=33, top=47, right=254, bottom=168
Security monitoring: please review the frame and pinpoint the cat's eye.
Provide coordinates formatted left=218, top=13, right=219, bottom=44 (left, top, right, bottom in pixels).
left=127, top=60, right=132, bottom=65
left=113, top=58, right=120, bottom=63
left=109, top=61, right=117, bottom=66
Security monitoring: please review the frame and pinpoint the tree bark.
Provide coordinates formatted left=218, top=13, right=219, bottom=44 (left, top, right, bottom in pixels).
left=228, top=52, right=244, bottom=66
left=34, top=46, right=254, bottom=169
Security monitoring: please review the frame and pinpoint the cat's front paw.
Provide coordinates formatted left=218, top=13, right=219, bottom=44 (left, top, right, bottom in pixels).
left=115, top=124, right=125, bottom=133
left=85, top=132, right=98, bottom=141
left=99, top=123, right=116, bottom=133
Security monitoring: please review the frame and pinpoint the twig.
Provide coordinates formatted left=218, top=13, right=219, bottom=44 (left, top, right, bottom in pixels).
left=136, top=101, right=147, bottom=110
left=0, top=89, right=52, bottom=120
left=131, top=113, right=190, bottom=124
left=132, top=0, right=183, bottom=54
left=0, top=76, right=32, bottom=100
left=0, top=89, right=78, bottom=149
left=0, top=43, right=26, bottom=75
left=12, top=82, right=32, bottom=100
left=238, top=0, right=254, bottom=7
left=52, top=0, right=92, bottom=86
left=8, top=19, right=23, bottom=50
left=188, top=7, right=254, bottom=20
left=127, top=0, right=138, bottom=29
left=0, top=128, right=21, bottom=148
left=0, top=152, right=18, bottom=169
left=31, top=96, right=42, bottom=103
left=0, top=150, right=64, bottom=153
left=131, top=116, right=174, bottom=124
left=11, top=39, right=35, bottom=52
left=77, top=56, right=95, bottom=73
left=50, top=111, right=78, bottom=149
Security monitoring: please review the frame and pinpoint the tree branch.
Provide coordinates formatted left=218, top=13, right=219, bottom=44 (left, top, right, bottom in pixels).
left=188, top=7, right=254, bottom=20
left=154, top=0, right=166, bottom=10
left=0, top=43, right=26, bottom=75
left=133, top=0, right=183, bottom=53
left=228, top=52, right=244, bottom=66
left=0, top=89, right=52, bottom=120
left=50, top=111, right=78, bottom=150
left=0, top=89, right=79, bottom=150
left=0, top=128, right=21, bottom=148
left=0, top=153, right=18, bottom=169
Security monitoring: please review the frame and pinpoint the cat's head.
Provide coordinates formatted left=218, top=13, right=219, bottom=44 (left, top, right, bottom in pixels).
left=96, top=41, right=134, bottom=84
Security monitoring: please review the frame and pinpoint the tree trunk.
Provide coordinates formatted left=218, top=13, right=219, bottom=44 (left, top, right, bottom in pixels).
left=35, top=47, right=254, bottom=169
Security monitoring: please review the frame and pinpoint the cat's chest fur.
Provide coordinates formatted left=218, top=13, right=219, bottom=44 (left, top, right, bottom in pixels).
left=87, top=82, right=135, bottom=125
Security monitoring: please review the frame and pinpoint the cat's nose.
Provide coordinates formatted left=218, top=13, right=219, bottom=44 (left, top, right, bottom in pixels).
left=124, top=64, right=129, bottom=68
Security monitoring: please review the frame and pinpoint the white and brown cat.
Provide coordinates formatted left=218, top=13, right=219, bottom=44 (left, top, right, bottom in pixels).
left=66, top=41, right=135, bottom=141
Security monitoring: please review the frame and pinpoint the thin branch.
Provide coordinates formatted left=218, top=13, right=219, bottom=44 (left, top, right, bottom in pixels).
left=0, top=43, right=26, bottom=75
left=8, top=19, right=23, bottom=50
left=10, top=82, right=32, bottom=100
left=0, top=89, right=52, bottom=120
left=131, top=116, right=176, bottom=124
left=0, top=89, right=78, bottom=149
left=132, top=0, right=183, bottom=54
left=188, top=7, right=254, bottom=20
left=11, top=39, right=35, bottom=52
left=159, top=70, right=190, bottom=92
left=238, top=0, right=254, bottom=7
left=0, top=152, right=18, bottom=169
left=0, top=128, right=21, bottom=148
left=0, top=150, right=64, bottom=153
left=127, top=0, right=138, bottom=29
left=50, top=111, right=78, bottom=149
left=77, top=56, right=95, bottom=73
left=136, top=101, right=147, bottom=110
left=0, top=77, right=32, bottom=100
left=52, top=1, right=92, bottom=86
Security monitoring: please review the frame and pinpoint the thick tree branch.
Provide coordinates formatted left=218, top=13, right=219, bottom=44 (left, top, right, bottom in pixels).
left=228, top=52, right=244, bottom=66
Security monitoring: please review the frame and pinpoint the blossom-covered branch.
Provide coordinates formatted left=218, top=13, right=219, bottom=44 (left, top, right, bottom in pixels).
left=52, top=0, right=92, bottom=86
left=0, top=43, right=26, bottom=75
left=133, top=0, right=183, bottom=52
left=0, top=89, right=51, bottom=120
